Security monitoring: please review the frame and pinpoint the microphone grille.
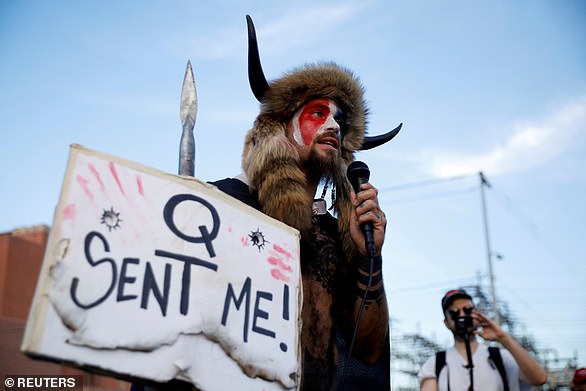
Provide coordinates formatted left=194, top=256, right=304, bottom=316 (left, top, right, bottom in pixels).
left=347, top=161, right=370, bottom=183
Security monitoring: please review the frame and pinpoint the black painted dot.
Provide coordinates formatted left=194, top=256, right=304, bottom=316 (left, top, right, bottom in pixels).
left=280, top=342, right=288, bottom=352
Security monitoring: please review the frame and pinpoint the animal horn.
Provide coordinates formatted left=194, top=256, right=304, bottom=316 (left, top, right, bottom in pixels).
left=246, top=15, right=269, bottom=102
left=360, top=123, right=403, bottom=150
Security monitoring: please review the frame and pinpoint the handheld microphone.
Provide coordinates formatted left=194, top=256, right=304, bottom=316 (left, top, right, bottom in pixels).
left=341, top=161, right=379, bottom=389
left=347, top=161, right=376, bottom=258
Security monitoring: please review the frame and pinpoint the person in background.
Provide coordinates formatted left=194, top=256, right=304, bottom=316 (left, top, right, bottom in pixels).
left=418, top=288, right=548, bottom=391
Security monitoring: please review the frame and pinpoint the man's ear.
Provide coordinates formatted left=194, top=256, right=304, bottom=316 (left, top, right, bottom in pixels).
left=443, top=317, right=450, bottom=329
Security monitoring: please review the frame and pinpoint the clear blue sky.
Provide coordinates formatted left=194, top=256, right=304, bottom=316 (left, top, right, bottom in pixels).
left=1, top=0, right=585, bottom=385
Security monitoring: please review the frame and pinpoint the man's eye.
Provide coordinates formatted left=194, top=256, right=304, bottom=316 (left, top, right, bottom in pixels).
left=312, top=111, right=324, bottom=117
left=334, top=109, right=345, bottom=126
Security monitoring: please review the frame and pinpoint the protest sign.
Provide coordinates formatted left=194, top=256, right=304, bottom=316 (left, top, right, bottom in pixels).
left=21, top=144, right=302, bottom=390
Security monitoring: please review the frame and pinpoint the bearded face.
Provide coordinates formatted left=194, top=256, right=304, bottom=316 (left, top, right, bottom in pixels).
left=288, top=98, right=344, bottom=181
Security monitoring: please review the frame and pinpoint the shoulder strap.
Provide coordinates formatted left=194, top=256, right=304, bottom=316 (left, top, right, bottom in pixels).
left=435, top=350, right=446, bottom=379
left=488, top=347, right=509, bottom=391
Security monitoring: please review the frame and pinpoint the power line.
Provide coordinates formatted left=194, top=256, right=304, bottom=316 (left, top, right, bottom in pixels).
left=379, top=173, right=476, bottom=193
left=487, top=184, right=581, bottom=279
left=388, top=275, right=483, bottom=294
left=380, top=171, right=581, bottom=302
left=380, top=186, right=478, bottom=204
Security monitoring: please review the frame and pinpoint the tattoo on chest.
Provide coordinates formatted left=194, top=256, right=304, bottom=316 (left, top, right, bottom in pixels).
left=302, top=224, right=342, bottom=294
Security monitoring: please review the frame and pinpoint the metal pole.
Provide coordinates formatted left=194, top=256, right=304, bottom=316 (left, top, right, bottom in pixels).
left=179, top=60, right=197, bottom=177
left=479, top=171, right=499, bottom=324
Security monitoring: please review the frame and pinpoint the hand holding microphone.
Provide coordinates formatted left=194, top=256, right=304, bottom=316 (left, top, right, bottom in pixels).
left=343, top=161, right=388, bottom=377
left=346, top=161, right=386, bottom=259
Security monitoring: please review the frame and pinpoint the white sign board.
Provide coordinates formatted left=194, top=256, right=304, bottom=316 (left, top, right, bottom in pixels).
left=22, top=144, right=302, bottom=390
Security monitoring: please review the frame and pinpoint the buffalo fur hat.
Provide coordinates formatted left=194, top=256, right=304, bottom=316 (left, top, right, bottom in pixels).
left=242, top=63, right=366, bottom=256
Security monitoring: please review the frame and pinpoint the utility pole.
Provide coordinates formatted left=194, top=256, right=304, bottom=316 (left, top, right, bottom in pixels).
left=479, top=171, right=499, bottom=324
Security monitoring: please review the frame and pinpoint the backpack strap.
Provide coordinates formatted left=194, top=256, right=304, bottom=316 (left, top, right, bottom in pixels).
left=488, top=346, right=509, bottom=391
left=435, top=350, right=446, bottom=379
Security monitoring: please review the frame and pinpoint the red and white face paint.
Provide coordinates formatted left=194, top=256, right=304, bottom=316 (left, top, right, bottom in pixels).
left=291, top=98, right=342, bottom=149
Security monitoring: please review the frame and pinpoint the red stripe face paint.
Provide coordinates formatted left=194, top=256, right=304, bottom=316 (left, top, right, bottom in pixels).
left=292, top=98, right=342, bottom=147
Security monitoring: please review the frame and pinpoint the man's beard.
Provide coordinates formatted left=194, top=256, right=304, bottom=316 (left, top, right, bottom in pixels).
left=304, top=146, right=340, bottom=184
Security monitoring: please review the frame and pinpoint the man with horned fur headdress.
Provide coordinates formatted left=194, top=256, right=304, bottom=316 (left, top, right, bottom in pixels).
left=209, top=16, right=402, bottom=390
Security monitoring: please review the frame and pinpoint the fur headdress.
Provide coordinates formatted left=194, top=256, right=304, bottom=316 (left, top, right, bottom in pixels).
left=242, top=16, right=401, bottom=256
left=242, top=63, right=365, bottom=256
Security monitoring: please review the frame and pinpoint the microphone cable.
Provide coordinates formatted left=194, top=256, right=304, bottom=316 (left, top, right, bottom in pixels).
left=339, top=251, right=375, bottom=390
